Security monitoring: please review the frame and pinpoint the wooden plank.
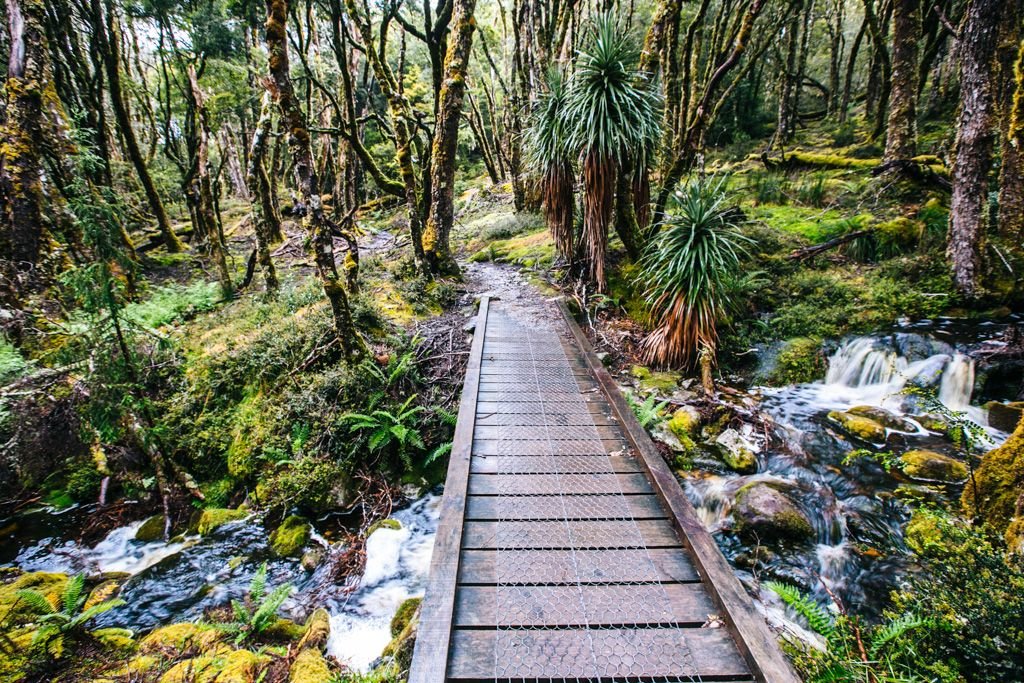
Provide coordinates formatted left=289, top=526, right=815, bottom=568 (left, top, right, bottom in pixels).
left=465, top=493, right=666, bottom=520
left=407, top=297, right=490, bottom=683
left=476, top=400, right=607, bottom=415
left=469, top=472, right=654, bottom=495
left=473, top=424, right=622, bottom=440
left=472, top=439, right=630, bottom=456
left=457, top=548, right=701, bottom=584
left=557, top=300, right=801, bottom=683
left=454, top=583, right=716, bottom=627
left=447, top=628, right=753, bottom=680
left=461, top=519, right=681, bottom=549
left=474, top=411, right=619, bottom=427
left=470, top=454, right=639, bottom=474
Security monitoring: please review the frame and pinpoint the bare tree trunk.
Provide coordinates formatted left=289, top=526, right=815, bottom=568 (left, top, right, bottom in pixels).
left=265, top=0, right=360, bottom=354
left=246, top=91, right=280, bottom=294
left=423, top=0, right=479, bottom=275
left=93, top=0, right=183, bottom=252
left=188, top=65, right=232, bottom=299
left=949, top=0, right=1006, bottom=297
left=884, top=0, right=920, bottom=162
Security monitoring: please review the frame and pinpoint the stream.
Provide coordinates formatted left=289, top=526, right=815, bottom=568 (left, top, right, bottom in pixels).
left=683, top=315, right=1020, bottom=623
left=2, top=257, right=1020, bottom=664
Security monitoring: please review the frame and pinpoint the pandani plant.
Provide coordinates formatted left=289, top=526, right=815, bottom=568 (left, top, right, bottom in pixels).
left=563, top=13, right=661, bottom=291
left=637, top=178, right=750, bottom=372
left=526, top=67, right=576, bottom=264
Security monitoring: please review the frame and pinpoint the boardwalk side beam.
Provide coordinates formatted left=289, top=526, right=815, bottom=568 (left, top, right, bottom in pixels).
left=408, top=296, right=490, bottom=683
left=557, top=300, right=801, bottom=683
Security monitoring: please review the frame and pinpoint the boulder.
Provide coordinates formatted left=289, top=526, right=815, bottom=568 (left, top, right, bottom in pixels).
left=140, top=623, right=224, bottom=655
left=846, top=406, right=916, bottom=432
left=714, top=429, right=758, bottom=473
left=135, top=515, right=165, bottom=542
left=366, top=518, right=402, bottom=536
left=297, top=608, right=331, bottom=651
left=289, top=648, right=333, bottom=683
left=984, top=401, right=1024, bottom=433
left=390, top=597, right=422, bottom=637
left=899, top=450, right=968, bottom=483
left=193, top=508, right=248, bottom=536
left=270, top=515, right=311, bottom=557
left=300, top=547, right=324, bottom=572
left=630, top=365, right=681, bottom=393
left=962, top=420, right=1024, bottom=551
left=667, top=406, right=701, bottom=438
left=827, top=410, right=887, bottom=444
left=733, top=483, right=813, bottom=542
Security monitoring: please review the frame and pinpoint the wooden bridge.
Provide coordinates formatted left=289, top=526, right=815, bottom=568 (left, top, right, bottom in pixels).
left=409, top=295, right=799, bottom=683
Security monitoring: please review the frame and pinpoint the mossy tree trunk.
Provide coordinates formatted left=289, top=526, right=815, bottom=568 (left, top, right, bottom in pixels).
left=862, top=0, right=892, bottom=141
left=1, top=0, right=49, bottom=275
left=949, top=0, right=1005, bottom=298
left=265, top=0, right=360, bottom=355
left=187, top=64, right=232, bottom=299
left=883, top=0, right=920, bottom=163
left=246, top=91, right=281, bottom=295
left=423, top=0, right=479, bottom=275
left=997, top=20, right=1024, bottom=245
left=92, top=0, right=183, bottom=253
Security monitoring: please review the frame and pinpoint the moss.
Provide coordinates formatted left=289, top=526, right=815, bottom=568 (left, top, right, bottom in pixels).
left=135, top=515, right=165, bottom=542
left=366, top=518, right=402, bottom=536
left=140, top=623, right=225, bottom=655
left=261, top=618, right=307, bottom=642
left=227, top=392, right=277, bottom=478
left=900, top=450, right=968, bottom=483
left=667, top=407, right=700, bottom=440
left=0, top=572, right=66, bottom=622
left=631, top=366, right=680, bottom=394
left=733, top=482, right=814, bottom=541
left=962, top=420, right=1024, bottom=549
left=382, top=598, right=419, bottom=671
left=767, top=337, right=826, bottom=385
left=904, top=509, right=944, bottom=555
left=297, top=608, right=331, bottom=651
left=158, top=647, right=268, bottom=683
left=289, top=648, right=333, bottom=682
left=390, top=597, right=422, bottom=637
left=269, top=515, right=311, bottom=557
left=827, top=410, right=887, bottom=444
left=193, top=508, right=248, bottom=535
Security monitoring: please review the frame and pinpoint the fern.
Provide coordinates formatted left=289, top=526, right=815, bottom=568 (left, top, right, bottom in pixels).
left=868, top=613, right=926, bottom=658
left=218, top=563, right=294, bottom=645
left=426, top=441, right=453, bottom=465
left=435, top=406, right=458, bottom=427
left=626, top=391, right=669, bottom=429
left=16, top=573, right=125, bottom=660
left=765, top=581, right=835, bottom=640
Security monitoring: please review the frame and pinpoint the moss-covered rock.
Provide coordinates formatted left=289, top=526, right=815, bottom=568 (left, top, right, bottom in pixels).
left=827, top=410, right=887, bottom=444
left=261, top=618, right=306, bottom=642
left=270, top=515, right=310, bottom=557
left=767, top=337, right=826, bottom=385
left=900, top=450, right=968, bottom=483
left=193, top=508, right=248, bottom=536
left=135, top=515, right=166, bottom=542
left=984, top=401, right=1024, bottom=433
left=846, top=406, right=916, bottom=432
left=390, top=597, right=422, bottom=637
left=297, top=608, right=331, bottom=651
left=159, top=647, right=268, bottom=683
left=366, top=518, right=402, bottom=536
left=962, top=420, right=1024, bottom=551
left=0, top=572, right=66, bottom=621
left=140, top=622, right=225, bottom=655
left=289, top=648, right=332, bottom=683
left=639, top=370, right=681, bottom=394
left=733, top=483, right=813, bottom=542
left=713, top=428, right=758, bottom=473
left=667, top=407, right=700, bottom=440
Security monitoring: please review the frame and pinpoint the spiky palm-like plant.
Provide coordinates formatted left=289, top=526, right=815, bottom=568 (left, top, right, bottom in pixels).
left=638, top=179, right=750, bottom=369
left=526, top=67, right=576, bottom=263
left=563, top=14, right=661, bottom=291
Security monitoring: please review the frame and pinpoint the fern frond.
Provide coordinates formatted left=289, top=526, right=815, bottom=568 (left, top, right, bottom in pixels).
left=868, top=613, right=926, bottom=657
left=63, top=574, right=86, bottom=615
left=15, top=589, right=56, bottom=616
left=765, top=581, right=835, bottom=639
left=249, top=563, right=268, bottom=604
left=426, top=442, right=453, bottom=465
left=251, top=584, right=293, bottom=633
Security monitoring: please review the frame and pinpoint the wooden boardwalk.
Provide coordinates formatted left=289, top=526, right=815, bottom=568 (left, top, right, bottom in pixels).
left=410, top=296, right=798, bottom=682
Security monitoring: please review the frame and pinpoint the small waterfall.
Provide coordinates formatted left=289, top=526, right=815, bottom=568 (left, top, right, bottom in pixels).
left=938, top=353, right=975, bottom=410
left=825, top=338, right=907, bottom=388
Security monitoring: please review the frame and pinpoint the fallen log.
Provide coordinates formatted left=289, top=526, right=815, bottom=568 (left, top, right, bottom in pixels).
left=787, top=228, right=874, bottom=260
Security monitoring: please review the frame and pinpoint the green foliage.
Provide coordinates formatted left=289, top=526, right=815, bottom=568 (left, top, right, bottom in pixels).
left=625, top=391, right=669, bottom=429
left=0, top=340, right=30, bottom=385
left=342, top=395, right=426, bottom=470
left=768, top=580, right=928, bottom=683
left=842, top=448, right=902, bottom=472
left=638, top=178, right=752, bottom=366
left=748, top=171, right=789, bottom=205
left=16, top=574, right=127, bottom=660
left=766, top=337, right=826, bottom=385
left=796, top=174, right=827, bottom=207
left=893, top=511, right=1024, bottom=682
left=219, top=563, right=293, bottom=645
left=121, top=282, right=221, bottom=329
left=563, top=13, right=661, bottom=162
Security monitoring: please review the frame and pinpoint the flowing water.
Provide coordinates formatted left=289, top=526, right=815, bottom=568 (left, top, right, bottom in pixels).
left=1, top=493, right=440, bottom=672
left=684, top=319, right=1020, bottom=622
